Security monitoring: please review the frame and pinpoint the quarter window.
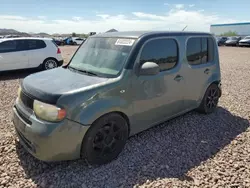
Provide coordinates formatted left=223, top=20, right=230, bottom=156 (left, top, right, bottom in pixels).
left=140, top=38, right=178, bottom=71
left=187, top=37, right=214, bottom=65
left=28, top=40, right=46, bottom=50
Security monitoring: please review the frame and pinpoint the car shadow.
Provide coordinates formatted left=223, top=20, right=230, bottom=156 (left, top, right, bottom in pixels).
left=16, top=107, right=249, bottom=188
left=0, top=69, right=39, bottom=81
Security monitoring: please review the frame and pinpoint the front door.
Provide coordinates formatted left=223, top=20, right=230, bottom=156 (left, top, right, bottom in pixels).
left=0, top=40, right=29, bottom=71
left=132, top=38, right=185, bottom=132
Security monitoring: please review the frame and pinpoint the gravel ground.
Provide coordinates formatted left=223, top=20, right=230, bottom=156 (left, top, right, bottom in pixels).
left=0, top=46, right=249, bottom=188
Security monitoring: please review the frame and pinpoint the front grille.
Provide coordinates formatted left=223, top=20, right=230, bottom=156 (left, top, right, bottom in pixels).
left=20, top=91, right=34, bottom=109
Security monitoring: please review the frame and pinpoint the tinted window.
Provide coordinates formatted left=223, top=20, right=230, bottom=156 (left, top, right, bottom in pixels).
left=140, top=39, right=178, bottom=71
left=186, top=38, right=201, bottom=65
left=16, top=40, right=28, bottom=51
left=201, top=38, right=208, bottom=64
left=0, top=40, right=16, bottom=52
left=187, top=37, right=214, bottom=65
left=28, top=40, right=46, bottom=50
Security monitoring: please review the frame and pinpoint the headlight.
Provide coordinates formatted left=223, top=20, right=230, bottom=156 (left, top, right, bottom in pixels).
left=33, top=100, right=66, bottom=122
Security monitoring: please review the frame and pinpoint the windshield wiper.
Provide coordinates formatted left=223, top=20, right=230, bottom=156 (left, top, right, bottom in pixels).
left=77, top=69, right=98, bottom=76
left=68, top=66, right=98, bottom=76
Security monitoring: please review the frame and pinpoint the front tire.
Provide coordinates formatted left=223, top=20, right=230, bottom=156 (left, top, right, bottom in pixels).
left=197, top=84, right=220, bottom=114
left=81, top=113, right=129, bottom=165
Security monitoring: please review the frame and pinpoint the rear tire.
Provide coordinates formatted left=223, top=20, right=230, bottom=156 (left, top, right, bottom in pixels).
left=81, top=113, right=129, bottom=165
left=42, top=58, right=58, bottom=70
left=197, top=84, right=220, bottom=114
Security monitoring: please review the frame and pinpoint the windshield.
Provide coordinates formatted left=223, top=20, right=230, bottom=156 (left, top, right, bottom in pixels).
left=69, top=37, right=135, bottom=77
left=228, top=37, right=237, bottom=40
left=244, top=36, right=250, bottom=39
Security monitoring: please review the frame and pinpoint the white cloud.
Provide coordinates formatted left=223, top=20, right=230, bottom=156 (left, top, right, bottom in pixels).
left=0, top=10, right=244, bottom=34
left=132, top=12, right=165, bottom=20
left=175, top=4, right=184, bottom=9
left=0, top=15, right=27, bottom=21
left=189, top=4, right=195, bottom=7
left=96, top=14, right=110, bottom=19
left=37, top=16, right=46, bottom=20
left=72, top=16, right=82, bottom=21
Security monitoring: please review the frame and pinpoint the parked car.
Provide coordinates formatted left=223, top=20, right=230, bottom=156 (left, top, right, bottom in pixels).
left=0, top=37, right=63, bottom=71
left=72, top=37, right=85, bottom=45
left=216, top=36, right=228, bottom=46
left=239, top=36, right=250, bottom=47
left=224, top=36, right=242, bottom=46
left=52, top=38, right=65, bottom=46
left=13, top=31, right=221, bottom=165
left=63, top=37, right=75, bottom=45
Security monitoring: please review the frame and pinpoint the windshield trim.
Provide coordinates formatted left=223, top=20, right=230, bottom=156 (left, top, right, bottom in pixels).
left=66, top=37, right=137, bottom=78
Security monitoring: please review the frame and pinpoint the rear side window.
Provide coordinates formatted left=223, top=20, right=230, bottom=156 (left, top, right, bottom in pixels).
left=140, top=38, right=178, bottom=71
left=16, top=40, right=28, bottom=51
left=0, top=40, right=16, bottom=52
left=186, top=37, right=214, bottom=65
left=28, top=40, right=46, bottom=50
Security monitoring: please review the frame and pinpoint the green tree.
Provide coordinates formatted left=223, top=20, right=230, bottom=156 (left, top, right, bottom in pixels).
left=220, top=31, right=238, bottom=36
left=72, top=32, right=77, bottom=37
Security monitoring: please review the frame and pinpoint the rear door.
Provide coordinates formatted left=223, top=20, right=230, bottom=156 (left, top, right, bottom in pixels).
left=0, top=40, right=29, bottom=71
left=183, top=36, right=216, bottom=109
left=27, top=39, right=47, bottom=68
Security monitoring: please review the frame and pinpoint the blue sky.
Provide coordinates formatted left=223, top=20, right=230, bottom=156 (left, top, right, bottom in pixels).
left=1, top=0, right=249, bottom=33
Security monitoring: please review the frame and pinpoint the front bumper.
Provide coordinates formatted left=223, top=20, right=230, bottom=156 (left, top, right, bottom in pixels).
left=225, top=42, right=237, bottom=46
left=239, top=43, right=250, bottom=46
left=12, top=100, right=90, bottom=162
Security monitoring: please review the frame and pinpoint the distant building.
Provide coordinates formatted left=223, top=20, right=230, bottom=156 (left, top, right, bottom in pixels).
left=210, top=22, right=250, bottom=36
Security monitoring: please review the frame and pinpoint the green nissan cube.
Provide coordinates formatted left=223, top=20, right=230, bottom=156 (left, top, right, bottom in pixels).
left=13, top=31, right=221, bottom=165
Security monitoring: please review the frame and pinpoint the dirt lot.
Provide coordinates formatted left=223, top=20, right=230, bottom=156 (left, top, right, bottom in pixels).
left=0, top=46, right=249, bottom=188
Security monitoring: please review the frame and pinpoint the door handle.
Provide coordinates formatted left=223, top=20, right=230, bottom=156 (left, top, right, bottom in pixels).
left=204, top=68, right=210, bottom=74
left=174, top=75, right=183, bottom=82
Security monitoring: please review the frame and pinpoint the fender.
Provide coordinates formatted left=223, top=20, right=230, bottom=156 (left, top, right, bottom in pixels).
left=76, top=96, right=131, bottom=125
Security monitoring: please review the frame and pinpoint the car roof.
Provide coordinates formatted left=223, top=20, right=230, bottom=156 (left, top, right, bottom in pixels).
left=91, top=31, right=212, bottom=39
left=0, top=37, right=52, bottom=43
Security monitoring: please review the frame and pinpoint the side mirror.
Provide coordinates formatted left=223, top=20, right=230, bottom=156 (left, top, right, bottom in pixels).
left=139, top=62, right=160, bottom=76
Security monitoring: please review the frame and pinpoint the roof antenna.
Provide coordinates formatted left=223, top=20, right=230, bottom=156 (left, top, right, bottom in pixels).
left=182, top=25, right=188, bottom=31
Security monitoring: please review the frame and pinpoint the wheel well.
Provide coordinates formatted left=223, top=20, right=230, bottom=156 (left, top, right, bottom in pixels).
left=211, top=80, right=220, bottom=85
left=43, top=57, right=58, bottom=64
left=211, top=80, right=222, bottom=97
left=93, top=111, right=131, bottom=136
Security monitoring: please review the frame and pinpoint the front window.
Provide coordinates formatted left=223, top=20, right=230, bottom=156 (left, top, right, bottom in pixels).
left=244, top=36, right=250, bottom=39
left=69, top=37, right=135, bottom=77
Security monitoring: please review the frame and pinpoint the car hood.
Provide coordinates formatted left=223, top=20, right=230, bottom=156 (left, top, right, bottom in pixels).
left=239, top=39, right=250, bottom=42
left=22, top=67, right=110, bottom=104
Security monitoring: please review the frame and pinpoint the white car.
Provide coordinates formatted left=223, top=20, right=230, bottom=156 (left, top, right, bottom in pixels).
left=239, top=36, right=250, bottom=47
left=0, top=37, right=63, bottom=71
left=72, top=37, right=85, bottom=45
